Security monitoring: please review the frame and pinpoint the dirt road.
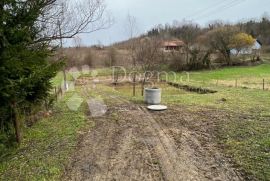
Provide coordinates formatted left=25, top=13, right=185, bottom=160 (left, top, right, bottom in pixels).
left=63, top=92, right=243, bottom=181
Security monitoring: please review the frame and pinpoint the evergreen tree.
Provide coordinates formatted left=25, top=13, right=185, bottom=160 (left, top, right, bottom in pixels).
left=0, top=0, right=62, bottom=143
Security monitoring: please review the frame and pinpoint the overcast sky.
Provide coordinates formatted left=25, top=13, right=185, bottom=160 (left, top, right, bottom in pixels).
left=69, top=0, right=270, bottom=47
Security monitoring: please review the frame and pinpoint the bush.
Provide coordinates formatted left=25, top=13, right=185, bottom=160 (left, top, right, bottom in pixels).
left=105, top=48, right=118, bottom=67
left=169, top=52, right=187, bottom=71
left=83, top=50, right=94, bottom=67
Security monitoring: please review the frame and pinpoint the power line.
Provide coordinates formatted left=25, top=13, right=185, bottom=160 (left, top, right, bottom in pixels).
left=185, top=0, right=233, bottom=20
left=192, top=0, right=247, bottom=21
left=189, top=0, right=242, bottom=21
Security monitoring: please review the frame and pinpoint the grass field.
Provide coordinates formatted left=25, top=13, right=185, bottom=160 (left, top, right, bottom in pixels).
left=0, top=89, right=92, bottom=180
left=1, top=62, right=270, bottom=180
left=78, top=79, right=270, bottom=180
left=174, top=64, right=270, bottom=81
left=97, top=63, right=270, bottom=180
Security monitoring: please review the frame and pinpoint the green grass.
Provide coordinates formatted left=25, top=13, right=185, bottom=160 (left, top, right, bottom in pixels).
left=103, top=83, right=270, bottom=180
left=51, top=71, right=75, bottom=88
left=95, top=63, right=270, bottom=180
left=1, top=63, right=270, bottom=180
left=0, top=91, right=91, bottom=180
left=164, top=62, right=270, bottom=109
left=51, top=72, right=65, bottom=87
left=81, top=67, right=118, bottom=77
left=220, top=115, right=270, bottom=180
left=168, top=64, right=270, bottom=83
left=98, top=82, right=270, bottom=115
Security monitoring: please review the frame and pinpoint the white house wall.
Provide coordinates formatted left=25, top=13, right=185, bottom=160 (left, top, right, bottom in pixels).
left=230, top=41, right=261, bottom=55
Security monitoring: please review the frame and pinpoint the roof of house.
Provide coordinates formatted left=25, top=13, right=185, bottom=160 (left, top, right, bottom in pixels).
left=162, top=40, right=185, bottom=47
left=256, top=39, right=263, bottom=46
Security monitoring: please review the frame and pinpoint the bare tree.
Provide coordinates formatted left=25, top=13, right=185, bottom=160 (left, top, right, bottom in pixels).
left=106, top=47, right=117, bottom=67
left=134, top=37, right=164, bottom=95
left=73, top=36, right=83, bottom=48
left=172, top=21, right=202, bottom=65
left=40, top=0, right=113, bottom=90
left=126, top=13, right=138, bottom=41
left=135, top=38, right=163, bottom=71
left=125, top=13, right=139, bottom=96
left=36, top=0, right=113, bottom=43
left=205, top=26, right=239, bottom=65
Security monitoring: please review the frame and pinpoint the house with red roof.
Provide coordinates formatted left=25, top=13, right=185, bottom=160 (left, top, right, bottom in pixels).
left=161, top=40, right=185, bottom=52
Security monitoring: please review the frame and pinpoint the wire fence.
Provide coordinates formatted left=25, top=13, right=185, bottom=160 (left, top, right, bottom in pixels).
left=175, top=78, right=270, bottom=91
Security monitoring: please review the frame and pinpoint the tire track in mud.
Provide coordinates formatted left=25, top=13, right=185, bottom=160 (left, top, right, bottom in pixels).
left=150, top=110, right=243, bottom=181
left=63, top=86, right=243, bottom=181
left=100, top=92, right=183, bottom=180
left=64, top=118, right=117, bottom=180
left=139, top=107, right=204, bottom=181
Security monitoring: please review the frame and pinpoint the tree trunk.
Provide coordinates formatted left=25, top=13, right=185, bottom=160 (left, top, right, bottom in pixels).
left=114, top=70, right=119, bottom=85
left=226, top=50, right=232, bottom=65
left=63, top=68, right=67, bottom=90
left=185, top=46, right=189, bottom=65
left=58, top=20, right=67, bottom=91
left=133, top=74, right=136, bottom=96
left=141, top=77, right=146, bottom=96
left=11, top=103, right=21, bottom=144
left=223, top=51, right=231, bottom=66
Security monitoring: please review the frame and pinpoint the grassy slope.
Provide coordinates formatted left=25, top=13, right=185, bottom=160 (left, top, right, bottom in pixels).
left=0, top=89, right=90, bottom=180
left=0, top=67, right=114, bottom=180
left=165, top=64, right=270, bottom=91
left=170, top=64, right=270, bottom=82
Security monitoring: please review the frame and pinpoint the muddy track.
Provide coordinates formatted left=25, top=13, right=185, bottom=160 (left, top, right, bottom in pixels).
left=63, top=89, right=243, bottom=181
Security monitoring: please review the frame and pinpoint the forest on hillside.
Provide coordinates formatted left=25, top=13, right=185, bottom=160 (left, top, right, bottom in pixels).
left=146, top=16, right=270, bottom=46
left=76, top=15, right=265, bottom=72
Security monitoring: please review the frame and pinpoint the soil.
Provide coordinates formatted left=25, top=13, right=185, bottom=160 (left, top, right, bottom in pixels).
left=63, top=91, right=244, bottom=181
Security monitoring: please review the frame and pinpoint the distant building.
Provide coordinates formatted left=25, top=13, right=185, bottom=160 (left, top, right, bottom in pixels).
left=230, top=39, right=262, bottom=56
left=161, top=40, right=185, bottom=52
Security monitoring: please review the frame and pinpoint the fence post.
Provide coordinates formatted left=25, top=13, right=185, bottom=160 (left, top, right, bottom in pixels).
left=263, top=79, right=265, bottom=90
left=59, top=86, right=62, bottom=96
